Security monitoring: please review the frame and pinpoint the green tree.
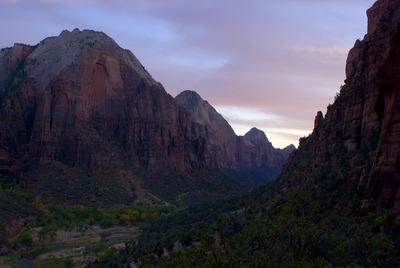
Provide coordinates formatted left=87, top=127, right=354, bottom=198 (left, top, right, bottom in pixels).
left=39, top=225, right=57, bottom=241
left=14, top=229, right=32, bottom=249
left=0, top=224, right=7, bottom=245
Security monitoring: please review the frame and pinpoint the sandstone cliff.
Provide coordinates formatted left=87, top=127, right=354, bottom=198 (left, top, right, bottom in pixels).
left=175, top=90, right=237, bottom=169
left=278, top=0, right=400, bottom=213
left=1, top=29, right=191, bottom=174
left=0, top=29, right=293, bottom=199
left=175, top=90, right=294, bottom=183
left=240, top=127, right=284, bottom=168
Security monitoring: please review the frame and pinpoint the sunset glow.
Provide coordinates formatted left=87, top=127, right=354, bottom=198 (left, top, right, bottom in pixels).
left=0, top=0, right=376, bottom=148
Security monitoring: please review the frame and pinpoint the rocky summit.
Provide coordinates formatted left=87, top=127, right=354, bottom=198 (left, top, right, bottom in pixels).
left=0, top=28, right=293, bottom=204
left=0, top=28, right=184, bottom=174
left=175, top=91, right=292, bottom=172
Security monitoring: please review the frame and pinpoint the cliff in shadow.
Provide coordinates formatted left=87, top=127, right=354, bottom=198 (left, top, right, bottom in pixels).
left=277, top=0, right=400, bottom=213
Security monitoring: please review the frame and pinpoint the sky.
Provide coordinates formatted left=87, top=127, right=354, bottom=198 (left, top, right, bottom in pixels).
left=0, top=0, right=377, bottom=148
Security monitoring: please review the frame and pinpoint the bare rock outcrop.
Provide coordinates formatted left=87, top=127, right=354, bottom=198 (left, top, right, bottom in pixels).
left=175, top=91, right=294, bottom=184
left=0, top=29, right=293, bottom=187
left=278, top=0, right=400, bottom=213
left=337, top=0, right=400, bottom=212
left=175, top=90, right=237, bottom=169
left=0, top=29, right=188, bottom=173
left=238, top=127, right=280, bottom=168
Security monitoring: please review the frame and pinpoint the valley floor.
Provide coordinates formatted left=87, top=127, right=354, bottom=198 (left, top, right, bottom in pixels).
left=0, top=225, right=140, bottom=268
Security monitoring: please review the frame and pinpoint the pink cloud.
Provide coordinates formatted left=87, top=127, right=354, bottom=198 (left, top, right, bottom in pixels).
left=0, top=0, right=377, bottom=147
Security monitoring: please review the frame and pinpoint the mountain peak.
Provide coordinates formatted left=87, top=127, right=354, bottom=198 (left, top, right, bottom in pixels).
left=175, top=90, right=227, bottom=128
left=57, top=28, right=119, bottom=48
left=175, top=90, right=205, bottom=107
left=0, top=30, right=293, bottom=196
left=244, top=127, right=269, bottom=143
left=25, top=28, right=153, bottom=93
left=367, top=0, right=400, bottom=35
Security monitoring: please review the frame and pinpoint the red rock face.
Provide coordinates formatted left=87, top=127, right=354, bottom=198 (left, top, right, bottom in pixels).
left=1, top=29, right=188, bottom=173
left=0, top=44, right=36, bottom=173
left=348, top=0, right=400, bottom=212
left=0, top=43, right=35, bottom=95
left=0, top=29, right=293, bottom=178
left=175, top=91, right=292, bottom=172
left=237, top=127, right=285, bottom=168
left=280, top=0, right=400, bottom=213
left=175, top=90, right=238, bottom=169
left=365, top=25, right=400, bottom=212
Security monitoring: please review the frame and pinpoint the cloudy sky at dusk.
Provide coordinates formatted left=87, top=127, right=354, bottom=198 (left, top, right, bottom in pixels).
left=0, top=0, right=376, bottom=148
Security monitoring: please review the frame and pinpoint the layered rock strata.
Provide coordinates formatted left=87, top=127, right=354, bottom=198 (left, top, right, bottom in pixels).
left=279, top=0, right=400, bottom=213
left=0, top=29, right=293, bottom=182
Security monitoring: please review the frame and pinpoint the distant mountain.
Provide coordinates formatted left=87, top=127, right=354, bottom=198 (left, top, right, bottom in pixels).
left=0, top=29, right=294, bottom=206
left=175, top=90, right=292, bottom=184
left=175, top=90, right=238, bottom=169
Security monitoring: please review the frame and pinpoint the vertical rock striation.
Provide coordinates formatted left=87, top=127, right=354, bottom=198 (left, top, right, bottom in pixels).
left=0, top=29, right=293, bottom=185
left=278, top=0, right=400, bottom=213
left=175, top=90, right=238, bottom=169
left=1, top=29, right=189, bottom=173
left=176, top=91, right=294, bottom=184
